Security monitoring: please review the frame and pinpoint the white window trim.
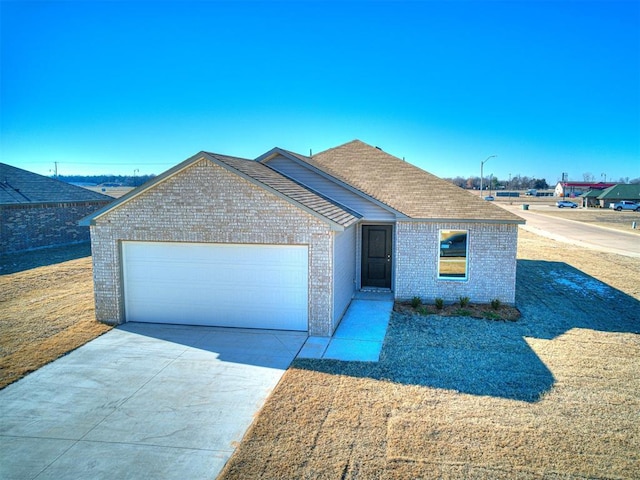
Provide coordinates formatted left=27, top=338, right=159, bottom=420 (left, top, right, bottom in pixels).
left=437, top=229, right=469, bottom=281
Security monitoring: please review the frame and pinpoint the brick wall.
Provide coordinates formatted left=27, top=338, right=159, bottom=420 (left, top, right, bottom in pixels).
left=90, top=159, right=336, bottom=336
left=395, top=221, right=519, bottom=305
left=1, top=201, right=110, bottom=254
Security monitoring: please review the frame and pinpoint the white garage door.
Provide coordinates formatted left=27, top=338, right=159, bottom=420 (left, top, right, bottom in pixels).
left=122, top=241, right=308, bottom=330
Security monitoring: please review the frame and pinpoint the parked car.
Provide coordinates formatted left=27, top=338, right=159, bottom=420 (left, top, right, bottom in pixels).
left=556, top=201, right=578, bottom=208
left=440, top=233, right=467, bottom=257
left=610, top=201, right=640, bottom=211
left=484, top=195, right=495, bottom=201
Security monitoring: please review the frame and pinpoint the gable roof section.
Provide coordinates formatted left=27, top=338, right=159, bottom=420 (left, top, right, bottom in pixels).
left=205, top=153, right=360, bottom=228
left=257, top=147, right=405, bottom=217
left=596, top=184, right=640, bottom=201
left=82, top=152, right=360, bottom=229
left=580, top=189, right=602, bottom=198
left=0, top=163, right=112, bottom=205
left=309, top=140, right=523, bottom=223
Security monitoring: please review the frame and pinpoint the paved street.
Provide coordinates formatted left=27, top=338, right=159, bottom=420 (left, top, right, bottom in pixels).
left=499, top=204, right=640, bottom=258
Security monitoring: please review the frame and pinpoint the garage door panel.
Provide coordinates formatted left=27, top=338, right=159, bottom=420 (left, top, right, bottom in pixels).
left=122, top=242, right=308, bottom=330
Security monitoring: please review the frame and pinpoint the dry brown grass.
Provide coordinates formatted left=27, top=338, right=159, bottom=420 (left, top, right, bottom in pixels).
left=518, top=229, right=640, bottom=299
left=84, top=185, right=135, bottom=198
left=219, top=229, right=640, bottom=480
left=1, top=225, right=639, bottom=478
left=0, top=256, right=111, bottom=388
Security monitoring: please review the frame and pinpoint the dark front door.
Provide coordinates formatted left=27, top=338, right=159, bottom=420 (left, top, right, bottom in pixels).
left=361, top=225, right=392, bottom=289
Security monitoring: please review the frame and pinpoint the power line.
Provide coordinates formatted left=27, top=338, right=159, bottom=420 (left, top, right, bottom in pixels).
left=21, top=161, right=171, bottom=166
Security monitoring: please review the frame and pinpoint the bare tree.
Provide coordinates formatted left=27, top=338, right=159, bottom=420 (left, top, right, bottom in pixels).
left=582, top=172, right=595, bottom=182
left=443, top=177, right=468, bottom=188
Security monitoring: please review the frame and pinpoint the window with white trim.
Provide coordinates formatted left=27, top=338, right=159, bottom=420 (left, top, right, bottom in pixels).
left=438, top=230, right=468, bottom=280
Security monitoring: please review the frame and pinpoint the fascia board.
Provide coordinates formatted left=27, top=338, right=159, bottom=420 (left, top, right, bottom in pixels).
left=254, top=148, right=283, bottom=163
left=398, top=217, right=526, bottom=225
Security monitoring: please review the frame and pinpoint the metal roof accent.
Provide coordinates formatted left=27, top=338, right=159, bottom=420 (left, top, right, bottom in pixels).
left=257, top=147, right=407, bottom=218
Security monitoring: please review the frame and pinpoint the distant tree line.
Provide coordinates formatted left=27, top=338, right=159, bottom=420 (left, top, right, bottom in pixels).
left=580, top=172, right=640, bottom=184
left=444, top=175, right=550, bottom=191
left=56, top=174, right=156, bottom=187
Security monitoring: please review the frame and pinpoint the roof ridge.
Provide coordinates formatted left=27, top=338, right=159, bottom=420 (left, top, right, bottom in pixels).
left=204, top=152, right=252, bottom=162
left=307, top=140, right=524, bottom=223
left=312, top=139, right=366, bottom=158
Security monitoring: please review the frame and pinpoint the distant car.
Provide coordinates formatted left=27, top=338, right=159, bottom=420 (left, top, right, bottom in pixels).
left=556, top=201, right=577, bottom=208
left=440, top=233, right=467, bottom=257
left=484, top=196, right=495, bottom=201
left=610, top=201, right=640, bottom=212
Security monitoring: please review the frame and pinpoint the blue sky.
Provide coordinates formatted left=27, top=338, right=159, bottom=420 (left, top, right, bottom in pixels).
left=2, top=0, right=639, bottom=185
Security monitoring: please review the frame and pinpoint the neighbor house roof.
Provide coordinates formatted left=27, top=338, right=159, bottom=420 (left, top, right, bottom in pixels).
left=307, top=140, right=523, bottom=223
left=82, top=152, right=360, bottom=229
left=596, top=184, right=640, bottom=201
left=580, top=189, right=602, bottom=198
left=0, top=163, right=112, bottom=205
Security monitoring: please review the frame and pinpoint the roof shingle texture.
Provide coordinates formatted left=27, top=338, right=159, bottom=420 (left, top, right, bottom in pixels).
left=205, top=153, right=360, bottom=228
left=309, top=140, right=523, bottom=222
left=0, top=163, right=112, bottom=205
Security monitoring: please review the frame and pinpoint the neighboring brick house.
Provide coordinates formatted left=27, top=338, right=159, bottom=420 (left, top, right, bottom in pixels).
left=0, top=163, right=112, bottom=254
left=84, top=140, right=524, bottom=336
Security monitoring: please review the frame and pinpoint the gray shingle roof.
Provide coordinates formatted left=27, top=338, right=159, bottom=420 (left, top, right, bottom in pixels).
left=308, top=140, right=524, bottom=223
left=0, top=163, right=112, bottom=205
left=204, top=153, right=360, bottom=228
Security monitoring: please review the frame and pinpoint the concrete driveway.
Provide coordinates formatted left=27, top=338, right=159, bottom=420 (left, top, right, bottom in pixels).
left=0, top=323, right=307, bottom=479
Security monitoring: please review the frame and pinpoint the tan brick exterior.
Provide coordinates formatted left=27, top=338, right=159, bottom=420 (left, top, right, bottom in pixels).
left=90, top=159, right=336, bottom=336
left=394, top=221, right=518, bottom=305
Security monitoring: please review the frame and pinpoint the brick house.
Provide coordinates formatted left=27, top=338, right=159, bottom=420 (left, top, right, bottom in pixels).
left=84, top=140, right=524, bottom=336
left=0, top=163, right=112, bottom=254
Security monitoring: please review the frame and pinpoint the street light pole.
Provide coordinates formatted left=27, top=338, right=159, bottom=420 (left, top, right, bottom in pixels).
left=480, top=155, right=496, bottom=196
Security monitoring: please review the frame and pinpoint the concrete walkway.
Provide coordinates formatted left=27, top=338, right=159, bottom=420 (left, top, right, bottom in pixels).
left=298, top=291, right=394, bottom=362
left=0, top=324, right=306, bottom=480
